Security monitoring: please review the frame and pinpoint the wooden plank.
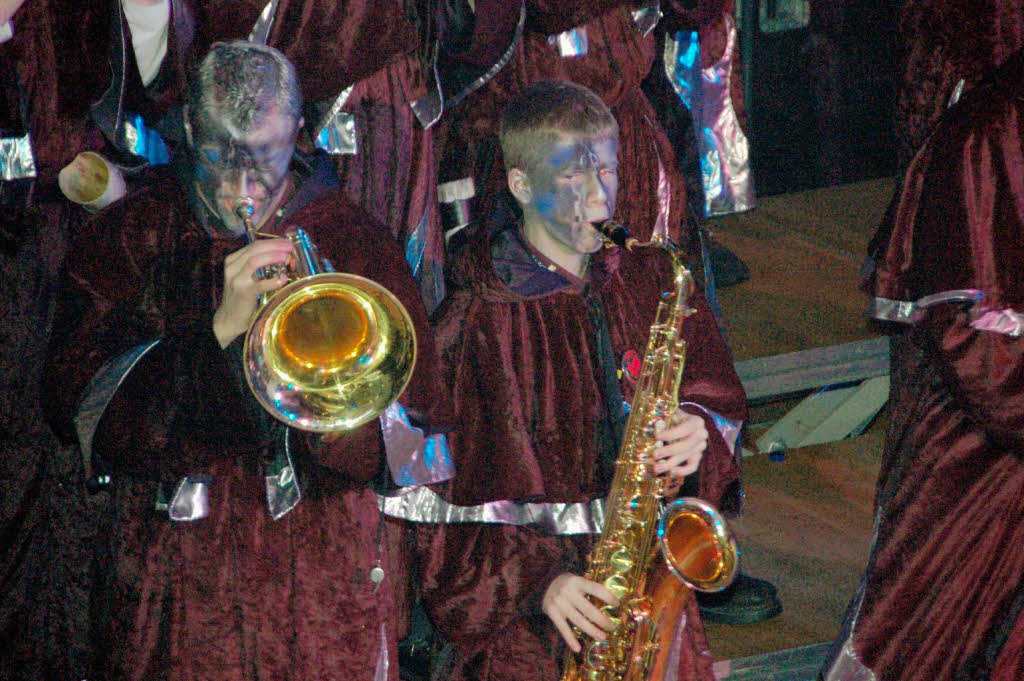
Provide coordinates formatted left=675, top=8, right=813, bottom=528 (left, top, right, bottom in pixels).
left=755, top=376, right=890, bottom=453
left=713, top=642, right=831, bottom=681
left=735, top=336, right=889, bottom=403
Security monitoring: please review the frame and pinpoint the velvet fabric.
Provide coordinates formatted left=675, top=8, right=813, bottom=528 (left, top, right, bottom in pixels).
left=0, top=0, right=109, bottom=176
left=834, top=50, right=1024, bottom=681
left=1, top=4, right=123, bottom=677
left=275, top=2, right=523, bottom=312
left=417, top=196, right=745, bottom=680
left=893, top=0, right=1024, bottom=170
left=42, top=159, right=447, bottom=680
left=331, top=54, right=446, bottom=312
left=0, top=196, right=102, bottom=679
left=438, top=3, right=695, bottom=249
left=264, top=0, right=420, bottom=104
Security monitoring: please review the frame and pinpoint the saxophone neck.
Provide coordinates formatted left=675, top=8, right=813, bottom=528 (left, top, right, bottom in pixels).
left=595, top=220, right=694, bottom=307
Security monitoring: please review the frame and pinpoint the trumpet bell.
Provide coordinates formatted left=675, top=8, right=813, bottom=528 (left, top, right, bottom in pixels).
left=657, top=497, right=739, bottom=592
left=243, top=272, right=417, bottom=432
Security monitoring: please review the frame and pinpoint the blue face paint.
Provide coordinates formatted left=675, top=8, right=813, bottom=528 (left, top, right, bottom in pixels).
left=190, top=110, right=298, bottom=233
left=522, top=134, right=619, bottom=258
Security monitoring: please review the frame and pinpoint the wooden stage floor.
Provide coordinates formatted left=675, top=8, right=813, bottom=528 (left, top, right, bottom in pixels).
left=698, top=177, right=896, bottom=675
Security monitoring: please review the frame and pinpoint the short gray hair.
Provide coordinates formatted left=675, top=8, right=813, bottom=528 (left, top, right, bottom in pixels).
left=188, top=41, right=302, bottom=136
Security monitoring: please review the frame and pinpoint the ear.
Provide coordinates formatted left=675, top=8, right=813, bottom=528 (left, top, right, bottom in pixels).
left=507, top=168, right=531, bottom=204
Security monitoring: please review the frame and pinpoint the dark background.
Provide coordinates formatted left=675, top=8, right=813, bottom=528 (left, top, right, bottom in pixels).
left=742, top=0, right=899, bottom=196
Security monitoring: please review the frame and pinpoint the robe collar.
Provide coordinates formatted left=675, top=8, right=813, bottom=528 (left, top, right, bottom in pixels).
left=456, top=191, right=619, bottom=301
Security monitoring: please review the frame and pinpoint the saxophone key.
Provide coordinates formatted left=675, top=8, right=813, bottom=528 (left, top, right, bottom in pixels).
left=603, top=574, right=630, bottom=601
left=609, top=547, right=634, bottom=573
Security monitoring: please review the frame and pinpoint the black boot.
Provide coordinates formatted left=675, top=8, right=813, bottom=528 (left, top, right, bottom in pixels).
left=697, top=573, right=783, bottom=624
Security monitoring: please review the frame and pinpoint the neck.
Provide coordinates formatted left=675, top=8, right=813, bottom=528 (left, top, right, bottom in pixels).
left=522, top=216, right=588, bottom=279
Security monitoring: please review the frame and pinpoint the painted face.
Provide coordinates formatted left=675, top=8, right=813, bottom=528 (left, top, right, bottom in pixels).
left=523, top=134, right=619, bottom=257
left=190, top=105, right=298, bottom=233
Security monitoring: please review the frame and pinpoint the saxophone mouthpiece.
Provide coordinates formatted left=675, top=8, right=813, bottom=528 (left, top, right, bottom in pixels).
left=595, top=220, right=640, bottom=251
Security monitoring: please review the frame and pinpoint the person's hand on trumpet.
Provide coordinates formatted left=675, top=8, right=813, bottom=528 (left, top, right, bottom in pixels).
left=213, top=239, right=293, bottom=348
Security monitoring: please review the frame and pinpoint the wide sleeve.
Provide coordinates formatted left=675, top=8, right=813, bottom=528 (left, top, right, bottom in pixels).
left=415, top=514, right=575, bottom=659
left=922, top=305, right=1024, bottom=453
left=43, top=184, right=262, bottom=482
left=677, top=287, right=746, bottom=511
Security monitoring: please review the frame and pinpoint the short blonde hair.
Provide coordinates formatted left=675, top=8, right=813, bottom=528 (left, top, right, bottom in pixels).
left=499, top=80, right=618, bottom=175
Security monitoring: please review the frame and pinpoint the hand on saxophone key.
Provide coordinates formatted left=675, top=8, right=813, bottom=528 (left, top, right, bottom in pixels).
left=213, top=238, right=294, bottom=348
left=542, top=573, right=620, bottom=653
left=650, top=409, right=708, bottom=479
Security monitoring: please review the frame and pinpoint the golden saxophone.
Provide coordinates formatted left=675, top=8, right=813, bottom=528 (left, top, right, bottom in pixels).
left=561, top=221, right=740, bottom=681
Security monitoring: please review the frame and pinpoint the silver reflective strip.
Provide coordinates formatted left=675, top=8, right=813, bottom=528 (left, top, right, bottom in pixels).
left=653, top=156, right=671, bottom=240
left=0, top=134, right=36, bottom=180
left=820, top=506, right=881, bottom=681
left=445, top=3, right=523, bottom=112
left=405, top=210, right=429, bottom=277
left=380, top=402, right=455, bottom=487
left=439, top=177, right=475, bottom=240
left=168, top=475, right=211, bottom=521
left=123, top=113, right=169, bottom=165
left=248, top=0, right=279, bottom=44
left=313, top=85, right=358, bottom=155
left=74, top=340, right=162, bottom=479
left=632, top=2, right=663, bottom=36
left=410, top=47, right=444, bottom=129
left=373, top=622, right=389, bottom=681
left=437, top=177, right=475, bottom=203
left=664, top=16, right=755, bottom=217
left=378, top=485, right=607, bottom=535
left=411, top=4, right=524, bottom=129
left=948, top=78, right=966, bottom=108
left=679, top=402, right=743, bottom=460
left=870, top=290, right=983, bottom=324
left=969, top=307, right=1024, bottom=337
left=550, top=27, right=588, bottom=57
left=821, top=637, right=876, bottom=681
left=266, top=428, right=302, bottom=520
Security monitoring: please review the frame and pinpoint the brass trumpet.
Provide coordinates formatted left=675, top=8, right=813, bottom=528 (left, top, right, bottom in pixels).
left=235, top=199, right=417, bottom=433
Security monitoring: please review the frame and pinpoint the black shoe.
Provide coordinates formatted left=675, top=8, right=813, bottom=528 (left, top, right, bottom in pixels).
left=697, top=573, right=783, bottom=624
left=707, top=240, right=750, bottom=288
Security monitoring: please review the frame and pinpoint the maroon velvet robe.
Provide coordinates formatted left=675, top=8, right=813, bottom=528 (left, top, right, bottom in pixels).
left=268, top=1, right=523, bottom=313
left=824, top=50, right=1024, bottom=681
left=329, top=54, right=448, bottom=311
left=42, top=161, right=447, bottom=680
left=417, top=199, right=745, bottom=680
left=893, top=0, right=1024, bottom=169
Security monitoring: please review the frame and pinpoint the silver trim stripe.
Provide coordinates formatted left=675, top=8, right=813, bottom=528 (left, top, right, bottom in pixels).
left=378, top=485, right=607, bottom=536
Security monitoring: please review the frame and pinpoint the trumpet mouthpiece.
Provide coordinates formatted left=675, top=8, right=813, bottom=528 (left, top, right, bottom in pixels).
left=234, top=197, right=255, bottom=219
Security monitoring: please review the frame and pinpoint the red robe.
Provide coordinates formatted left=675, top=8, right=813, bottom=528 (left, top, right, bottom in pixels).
left=416, top=197, right=745, bottom=680
left=893, top=0, right=1024, bottom=169
left=823, top=50, right=1024, bottom=681
left=43, top=159, right=447, bottom=680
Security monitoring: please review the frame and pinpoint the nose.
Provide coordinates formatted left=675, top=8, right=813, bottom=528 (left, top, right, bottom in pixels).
left=584, top=169, right=609, bottom=205
left=225, top=169, right=261, bottom=201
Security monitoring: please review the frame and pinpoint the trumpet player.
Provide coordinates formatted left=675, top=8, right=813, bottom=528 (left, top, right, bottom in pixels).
left=43, top=41, right=449, bottom=681
left=413, top=80, right=747, bottom=681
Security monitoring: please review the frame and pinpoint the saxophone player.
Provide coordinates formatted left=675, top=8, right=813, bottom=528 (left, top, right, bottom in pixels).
left=416, top=80, right=747, bottom=680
